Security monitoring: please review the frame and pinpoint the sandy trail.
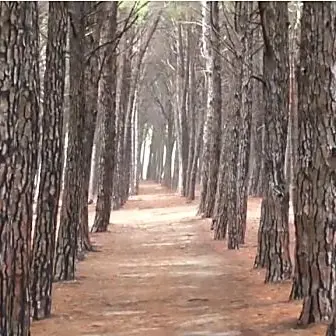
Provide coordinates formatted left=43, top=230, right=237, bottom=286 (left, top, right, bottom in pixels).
left=32, top=182, right=325, bottom=336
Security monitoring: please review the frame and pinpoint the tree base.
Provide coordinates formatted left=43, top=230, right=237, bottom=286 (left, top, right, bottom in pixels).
left=289, top=279, right=304, bottom=300
left=298, top=293, right=332, bottom=326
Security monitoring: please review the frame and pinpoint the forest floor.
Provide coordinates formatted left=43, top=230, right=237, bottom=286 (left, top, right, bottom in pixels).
left=32, top=182, right=325, bottom=336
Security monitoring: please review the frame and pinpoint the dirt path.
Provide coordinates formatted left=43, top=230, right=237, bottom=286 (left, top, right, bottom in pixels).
left=32, top=183, right=325, bottom=336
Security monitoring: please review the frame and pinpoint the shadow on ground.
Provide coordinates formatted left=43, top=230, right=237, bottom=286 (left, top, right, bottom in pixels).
left=32, top=182, right=325, bottom=336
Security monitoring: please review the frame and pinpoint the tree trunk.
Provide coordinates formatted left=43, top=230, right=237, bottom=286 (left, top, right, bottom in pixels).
left=188, top=76, right=206, bottom=201
left=257, top=1, right=292, bottom=283
left=172, top=142, right=179, bottom=190
left=0, top=2, right=39, bottom=334
left=114, top=33, right=132, bottom=208
left=31, top=2, right=67, bottom=320
left=163, top=120, right=174, bottom=187
left=212, top=127, right=229, bottom=238
left=225, top=80, right=241, bottom=249
left=77, top=1, right=103, bottom=253
left=204, top=1, right=221, bottom=218
left=89, top=107, right=103, bottom=202
left=54, top=1, right=86, bottom=281
left=236, top=2, right=253, bottom=245
left=198, top=1, right=212, bottom=214
left=188, top=118, right=204, bottom=201
left=248, top=36, right=264, bottom=197
left=91, top=2, right=118, bottom=233
left=288, top=2, right=302, bottom=301
left=295, top=2, right=336, bottom=326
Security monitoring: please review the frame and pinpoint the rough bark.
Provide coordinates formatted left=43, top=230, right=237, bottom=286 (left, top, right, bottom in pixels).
left=198, top=1, right=212, bottom=214
left=295, top=2, right=336, bottom=327
left=0, top=2, right=39, bottom=334
left=248, top=31, right=264, bottom=198
left=91, top=1, right=118, bottom=233
left=188, top=82, right=205, bottom=200
left=256, top=2, right=292, bottom=283
left=31, top=2, right=67, bottom=320
left=212, top=126, right=230, bottom=239
left=204, top=1, right=221, bottom=218
left=78, top=1, right=103, bottom=253
left=54, top=1, right=86, bottom=281
left=236, top=2, right=253, bottom=244
left=114, top=34, right=132, bottom=208
left=288, top=2, right=303, bottom=301
left=225, top=80, right=241, bottom=250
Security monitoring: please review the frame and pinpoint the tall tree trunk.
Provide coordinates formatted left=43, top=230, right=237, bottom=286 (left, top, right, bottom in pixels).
left=89, top=106, right=103, bottom=202
left=186, top=61, right=196, bottom=196
left=198, top=1, right=212, bottom=213
left=288, top=2, right=302, bottom=301
left=256, top=2, right=292, bottom=283
left=188, top=113, right=204, bottom=201
left=78, top=2, right=103, bottom=253
left=54, top=1, right=86, bottom=281
left=114, top=34, right=132, bottom=208
left=91, top=2, right=118, bottom=233
left=212, top=122, right=230, bottom=238
left=248, top=34, right=264, bottom=197
left=31, top=2, right=67, bottom=320
left=295, top=2, right=336, bottom=326
left=0, top=2, right=39, bottom=334
left=236, top=2, right=253, bottom=245
left=163, top=120, right=174, bottom=187
left=204, top=1, right=221, bottom=218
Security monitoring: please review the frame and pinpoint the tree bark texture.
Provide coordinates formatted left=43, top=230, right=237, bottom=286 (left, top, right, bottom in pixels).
left=91, top=1, right=118, bottom=233
left=198, top=1, right=212, bottom=214
left=254, top=2, right=292, bottom=282
left=235, top=2, right=253, bottom=245
left=0, top=2, right=39, bottom=334
left=54, top=1, right=86, bottom=281
left=31, top=1, right=67, bottom=320
left=295, top=2, right=336, bottom=326
left=204, top=1, right=222, bottom=218
left=78, top=1, right=103, bottom=253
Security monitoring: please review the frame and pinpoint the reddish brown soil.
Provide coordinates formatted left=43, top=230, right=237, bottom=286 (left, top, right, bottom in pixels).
left=32, top=182, right=326, bottom=336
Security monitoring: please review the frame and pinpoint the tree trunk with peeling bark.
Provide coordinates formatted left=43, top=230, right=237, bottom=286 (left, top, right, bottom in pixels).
left=288, top=2, right=303, bottom=301
left=31, top=2, right=67, bottom=320
left=0, top=2, right=39, bottom=334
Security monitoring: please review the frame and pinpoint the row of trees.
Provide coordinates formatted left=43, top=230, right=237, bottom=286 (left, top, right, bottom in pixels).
left=1, top=1, right=336, bottom=335
left=136, top=1, right=336, bottom=335
left=0, top=1, right=160, bottom=334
